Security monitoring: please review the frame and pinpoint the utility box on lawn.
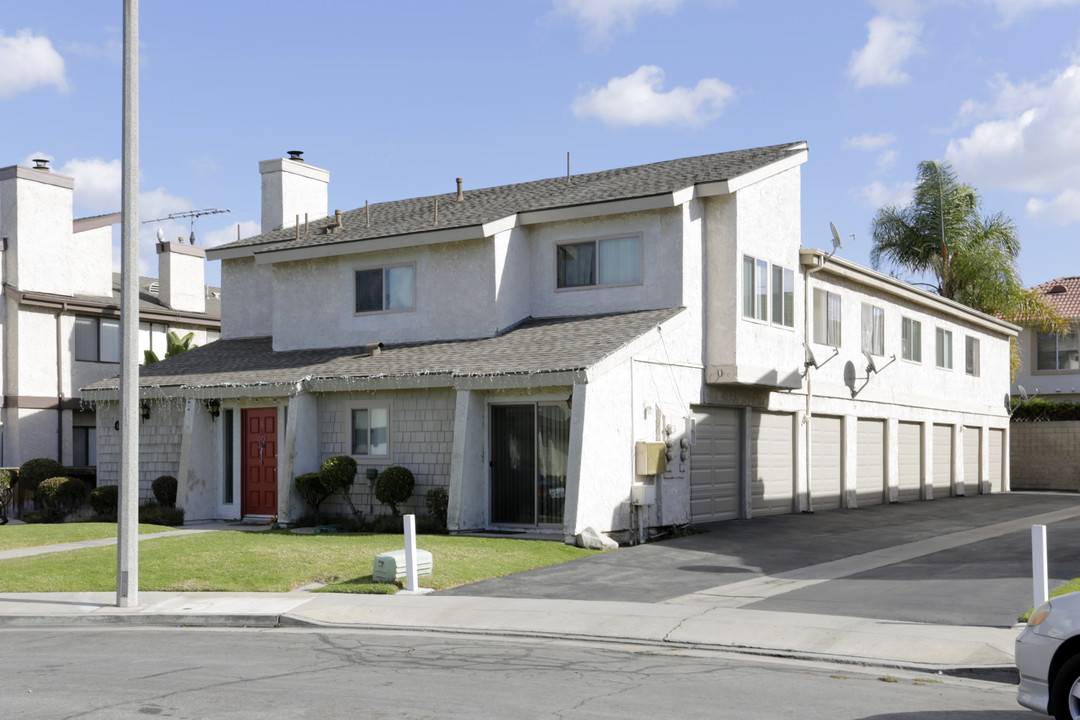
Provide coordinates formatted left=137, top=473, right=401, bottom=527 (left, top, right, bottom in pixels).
left=372, top=549, right=433, bottom=583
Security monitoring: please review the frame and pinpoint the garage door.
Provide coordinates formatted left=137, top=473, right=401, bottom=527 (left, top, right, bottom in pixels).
left=989, top=428, right=1005, bottom=493
left=690, top=408, right=740, bottom=522
left=811, top=415, right=843, bottom=510
left=751, top=411, right=794, bottom=516
left=856, top=419, right=885, bottom=507
left=964, top=426, right=982, bottom=495
left=897, top=422, right=922, bottom=502
left=932, top=424, right=953, bottom=498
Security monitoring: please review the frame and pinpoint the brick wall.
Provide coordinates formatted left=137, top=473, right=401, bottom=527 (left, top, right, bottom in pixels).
left=319, top=388, right=455, bottom=520
left=1010, top=421, right=1080, bottom=491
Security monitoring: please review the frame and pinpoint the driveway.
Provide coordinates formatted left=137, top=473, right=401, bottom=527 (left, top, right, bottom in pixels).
left=441, top=492, right=1080, bottom=628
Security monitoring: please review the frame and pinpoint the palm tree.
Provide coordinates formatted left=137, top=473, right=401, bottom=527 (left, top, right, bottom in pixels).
left=870, top=160, right=1065, bottom=335
left=143, top=331, right=197, bottom=364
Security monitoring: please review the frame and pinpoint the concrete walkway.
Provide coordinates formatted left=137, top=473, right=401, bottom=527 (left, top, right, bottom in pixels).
left=4, top=496, right=1073, bottom=681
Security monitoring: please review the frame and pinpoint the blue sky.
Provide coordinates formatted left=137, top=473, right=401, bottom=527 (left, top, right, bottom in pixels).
left=2, top=0, right=1079, bottom=290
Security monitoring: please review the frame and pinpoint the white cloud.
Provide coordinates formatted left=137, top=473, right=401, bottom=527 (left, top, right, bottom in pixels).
left=201, top=220, right=260, bottom=248
left=852, top=180, right=915, bottom=209
left=0, top=29, right=68, bottom=99
left=875, top=149, right=899, bottom=171
left=572, top=65, right=734, bottom=128
left=983, top=0, right=1080, bottom=23
left=553, top=0, right=683, bottom=43
left=847, top=15, right=922, bottom=89
left=843, top=132, right=897, bottom=151
left=1027, top=189, right=1080, bottom=225
left=58, top=157, right=122, bottom=213
left=946, top=65, right=1080, bottom=207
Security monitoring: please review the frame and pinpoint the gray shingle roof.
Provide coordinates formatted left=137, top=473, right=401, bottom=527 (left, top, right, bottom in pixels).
left=83, top=307, right=684, bottom=393
left=213, top=142, right=806, bottom=256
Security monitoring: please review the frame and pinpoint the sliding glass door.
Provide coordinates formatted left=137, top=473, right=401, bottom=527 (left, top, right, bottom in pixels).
left=490, top=402, right=570, bottom=526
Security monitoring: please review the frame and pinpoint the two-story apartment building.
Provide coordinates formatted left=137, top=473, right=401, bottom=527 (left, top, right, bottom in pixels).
left=84, top=143, right=1017, bottom=542
left=0, top=160, right=220, bottom=475
left=1012, top=276, right=1080, bottom=402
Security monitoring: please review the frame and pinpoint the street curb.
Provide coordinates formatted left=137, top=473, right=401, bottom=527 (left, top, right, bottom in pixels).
left=0, top=614, right=283, bottom=629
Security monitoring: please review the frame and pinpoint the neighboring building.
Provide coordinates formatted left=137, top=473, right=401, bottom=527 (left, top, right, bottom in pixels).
left=0, top=160, right=220, bottom=473
left=84, top=144, right=1017, bottom=541
left=1012, top=277, right=1080, bottom=402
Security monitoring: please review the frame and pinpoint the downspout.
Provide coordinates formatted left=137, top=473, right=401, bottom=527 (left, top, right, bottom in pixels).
left=803, top=253, right=826, bottom=513
left=55, top=302, right=67, bottom=462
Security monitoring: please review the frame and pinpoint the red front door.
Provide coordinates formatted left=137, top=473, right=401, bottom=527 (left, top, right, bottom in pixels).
left=241, top=408, right=278, bottom=517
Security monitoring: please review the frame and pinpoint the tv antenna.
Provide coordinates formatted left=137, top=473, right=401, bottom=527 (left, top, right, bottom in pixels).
left=142, top=207, right=231, bottom=245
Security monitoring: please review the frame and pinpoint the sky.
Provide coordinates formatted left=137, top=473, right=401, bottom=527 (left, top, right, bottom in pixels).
left=2, top=0, right=1079, bottom=290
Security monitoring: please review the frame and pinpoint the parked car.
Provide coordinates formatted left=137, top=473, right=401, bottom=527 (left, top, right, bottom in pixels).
left=1017, top=591, right=1080, bottom=719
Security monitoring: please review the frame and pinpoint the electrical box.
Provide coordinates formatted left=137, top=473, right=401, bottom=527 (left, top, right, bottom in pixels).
left=631, top=483, right=656, bottom=506
left=372, top=549, right=433, bottom=583
left=635, top=441, right=667, bottom=475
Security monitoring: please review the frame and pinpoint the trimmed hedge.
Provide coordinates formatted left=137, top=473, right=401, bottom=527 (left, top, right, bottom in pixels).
left=37, top=476, right=88, bottom=523
left=152, top=475, right=178, bottom=508
left=0, top=468, right=16, bottom=492
left=1011, top=398, right=1080, bottom=422
left=425, top=487, right=449, bottom=528
left=139, top=504, right=184, bottom=526
left=375, top=465, right=414, bottom=517
left=18, top=458, right=65, bottom=496
left=89, top=484, right=119, bottom=517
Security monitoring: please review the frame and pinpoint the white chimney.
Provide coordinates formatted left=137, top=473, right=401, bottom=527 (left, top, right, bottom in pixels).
left=259, top=151, right=329, bottom=233
left=156, top=241, right=206, bottom=313
left=0, top=162, right=77, bottom=295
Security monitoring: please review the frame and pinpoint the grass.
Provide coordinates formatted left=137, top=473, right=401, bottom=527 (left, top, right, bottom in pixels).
left=0, top=529, right=601, bottom=593
left=1019, top=579, right=1080, bottom=622
left=0, top=522, right=178, bottom=552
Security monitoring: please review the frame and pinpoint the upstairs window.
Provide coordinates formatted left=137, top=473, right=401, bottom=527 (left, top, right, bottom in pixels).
left=351, top=407, right=389, bottom=457
left=936, top=328, right=953, bottom=369
left=742, top=256, right=769, bottom=320
left=771, top=265, right=795, bottom=327
left=557, top=236, right=641, bottom=288
left=861, top=303, right=885, bottom=356
left=965, top=336, right=980, bottom=377
left=74, top=316, right=120, bottom=363
left=901, top=317, right=922, bottom=362
left=355, top=265, right=414, bottom=313
left=812, top=289, right=841, bottom=347
left=1036, top=332, right=1080, bottom=371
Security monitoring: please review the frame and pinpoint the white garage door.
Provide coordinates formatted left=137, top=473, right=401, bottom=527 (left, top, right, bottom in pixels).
left=897, top=422, right=923, bottom=502
left=964, top=426, right=982, bottom=495
left=989, top=428, right=1005, bottom=493
left=811, top=415, right=843, bottom=511
left=690, top=408, right=740, bottom=522
left=751, top=411, right=795, bottom=516
left=932, top=424, right=953, bottom=498
left=856, top=419, right=885, bottom=507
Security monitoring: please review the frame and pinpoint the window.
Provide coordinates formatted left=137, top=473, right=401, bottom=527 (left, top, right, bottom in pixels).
left=355, top=265, right=414, bottom=313
left=861, top=303, right=885, bottom=355
left=901, top=317, right=922, bottom=362
left=813, top=289, right=841, bottom=347
left=936, top=328, right=953, bottom=369
left=742, top=256, right=769, bottom=320
left=74, top=316, right=120, bottom=363
left=139, top=322, right=168, bottom=364
left=1036, top=332, right=1080, bottom=371
left=223, top=408, right=234, bottom=504
left=965, top=336, right=980, bottom=376
left=72, top=427, right=97, bottom=466
left=557, top=236, right=641, bottom=288
left=351, top=407, right=389, bottom=457
left=771, top=265, right=795, bottom=327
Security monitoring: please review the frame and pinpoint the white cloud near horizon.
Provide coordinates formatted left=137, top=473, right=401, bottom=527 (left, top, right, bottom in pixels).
left=946, top=64, right=1080, bottom=224
left=852, top=179, right=915, bottom=210
left=843, top=132, right=898, bottom=151
left=985, top=0, right=1080, bottom=23
left=0, top=29, right=68, bottom=99
left=847, top=14, right=922, bottom=89
left=553, top=0, right=683, bottom=43
left=572, top=65, right=734, bottom=127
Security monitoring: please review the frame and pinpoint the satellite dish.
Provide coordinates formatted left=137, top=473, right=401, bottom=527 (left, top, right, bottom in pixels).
left=1018, top=385, right=1029, bottom=402
left=156, top=227, right=164, bottom=243
left=804, top=342, right=818, bottom=369
left=863, top=349, right=880, bottom=374
left=830, top=222, right=843, bottom=251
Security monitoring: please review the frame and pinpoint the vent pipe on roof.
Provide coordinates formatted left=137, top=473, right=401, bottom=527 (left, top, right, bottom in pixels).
left=433, top=198, right=439, bottom=226
left=287, top=150, right=304, bottom=162
left=567, top=151, right=571, bottom=184
left=335, top=209, right=343, bottom=229
left=33, top=158, right=50, bottom=171
left=456, top=178, right=463, bottom=202
left=365, top=200, right=370, bottom=228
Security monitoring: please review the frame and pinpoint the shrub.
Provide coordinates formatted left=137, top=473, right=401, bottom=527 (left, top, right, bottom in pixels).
left=36, top=476, right=88, bottom=523
left=425, top=487, right=449, bottom=528
left=294, top=472, right=331, bottom=525
left=139, top=504, right=184, bottom=526
left=18, top=458, right=65, bottom=496
left=1011, top=397, right=1080, bottom=422
left=369, top=514, right=404, bottom=534
left=0, top=468, right=17, bottom=492
left=89, top=484, right=120, bottom=517
left=152, top=475, right=178, bottom=508
left=375, top=465, right=415, bottom=517
left=319, top=456, right=358, bottom=494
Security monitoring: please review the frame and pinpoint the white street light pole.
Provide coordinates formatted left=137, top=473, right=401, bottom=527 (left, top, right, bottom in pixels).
left=117, top=0, right=140, bottom=608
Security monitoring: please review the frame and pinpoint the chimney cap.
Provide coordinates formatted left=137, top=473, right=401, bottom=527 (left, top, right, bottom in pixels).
left=32, top=158, right=50, bottom=171
left=287, top=150, right=304, bottom=162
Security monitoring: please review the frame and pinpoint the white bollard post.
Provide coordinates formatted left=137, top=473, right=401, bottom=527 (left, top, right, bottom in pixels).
left=1033, top=524, right=1049, bottom=608
left=404, top=514, right=418, bottom=592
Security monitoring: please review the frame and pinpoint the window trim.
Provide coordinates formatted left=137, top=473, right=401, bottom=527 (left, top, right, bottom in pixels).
left=770, top=264, right=795, bottom=328
left=1033, top=331, right=1080, bottom=375
left=861, top=303, right=885, bottom=356
left=354, top=263, right=416, bottom=315
left=965, top=336, right=980, bottom=377
left=74, top=315, right=121, bottom=363
left=812, top=288, right=842, bottom=347
left=935, top=327, right=953, bottom=370
left=350, top=405, right=391, bottom=458
left=555, top=233, right=644, bottom=291
left=901, top=317, right=922, bottom=363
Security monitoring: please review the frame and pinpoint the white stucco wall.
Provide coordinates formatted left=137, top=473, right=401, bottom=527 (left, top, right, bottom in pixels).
left=260, top=158, right=329, bottom=233
left=0, top=168, right=76, bottom=296
left=220, top=257, right=273, bottom=339
left=70, top=225, right=114, bottom=297
left=493, top=226, right=532, bottom=332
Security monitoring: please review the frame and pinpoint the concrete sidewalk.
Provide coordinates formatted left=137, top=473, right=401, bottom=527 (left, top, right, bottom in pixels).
left=0, top=589, right=1022, bottom=679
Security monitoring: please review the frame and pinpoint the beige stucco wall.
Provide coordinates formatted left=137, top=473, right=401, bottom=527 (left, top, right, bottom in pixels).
left=220, top=257, right=273, bottom=339
left=1010, top=421, right=1080, bottom=490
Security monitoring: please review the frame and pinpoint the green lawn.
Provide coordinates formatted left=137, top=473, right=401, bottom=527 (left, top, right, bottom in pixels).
left=0, top=523, right=178, bottom=551
left=0, top=529, right=601, bottom=593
